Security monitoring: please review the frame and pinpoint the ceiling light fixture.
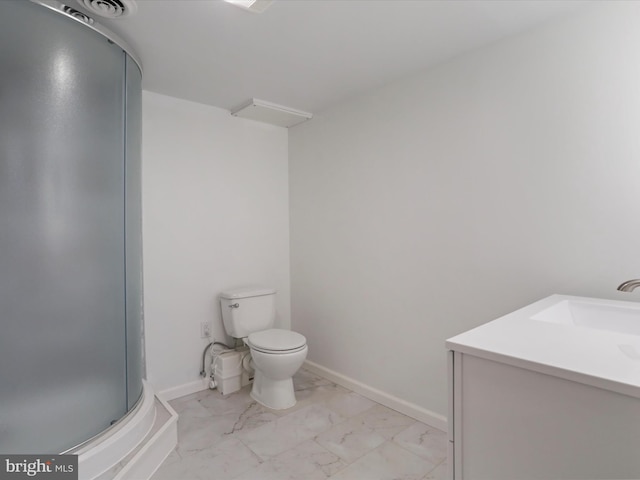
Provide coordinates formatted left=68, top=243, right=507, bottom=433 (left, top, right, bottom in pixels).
left=231, top=99, right=312, bottom=128
left=223, top=0, right=273, bottom=14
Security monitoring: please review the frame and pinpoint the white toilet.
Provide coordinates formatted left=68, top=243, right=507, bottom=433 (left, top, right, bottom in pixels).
left=220, top=287, right=308, bottom=410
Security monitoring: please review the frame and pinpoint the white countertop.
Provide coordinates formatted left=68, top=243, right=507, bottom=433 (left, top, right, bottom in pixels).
left=446, top=294, right=640, bottom=399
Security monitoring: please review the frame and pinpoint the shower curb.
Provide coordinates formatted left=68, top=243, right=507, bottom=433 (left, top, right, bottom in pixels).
left=80, top=382, right=178, bottom=480
left=111, top=395, right=177, bottom=480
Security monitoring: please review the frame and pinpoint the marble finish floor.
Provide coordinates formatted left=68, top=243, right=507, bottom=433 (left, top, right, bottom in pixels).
left=151, top=369, right=448, bottom=480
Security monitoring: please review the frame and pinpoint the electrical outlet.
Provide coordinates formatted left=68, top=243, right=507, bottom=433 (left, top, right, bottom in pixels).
left=200, top=322, right=211, bottom=338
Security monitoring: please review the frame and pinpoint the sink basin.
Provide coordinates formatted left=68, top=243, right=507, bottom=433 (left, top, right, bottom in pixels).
left=531, top=299, right=640, bottom=336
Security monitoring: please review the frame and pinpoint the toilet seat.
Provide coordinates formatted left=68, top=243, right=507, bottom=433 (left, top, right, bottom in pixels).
left=247, top=329, right=306, bottom=354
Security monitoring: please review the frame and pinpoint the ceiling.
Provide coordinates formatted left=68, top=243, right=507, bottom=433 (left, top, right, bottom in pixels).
left=90, top=0, right=590, bottom=115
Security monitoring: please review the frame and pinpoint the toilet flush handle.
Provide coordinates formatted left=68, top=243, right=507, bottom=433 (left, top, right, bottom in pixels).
left=229, top=303, right=240, bottom=308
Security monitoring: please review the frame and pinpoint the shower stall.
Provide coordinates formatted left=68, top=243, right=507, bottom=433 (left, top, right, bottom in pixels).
left=0, top=0, right=144, bottom=456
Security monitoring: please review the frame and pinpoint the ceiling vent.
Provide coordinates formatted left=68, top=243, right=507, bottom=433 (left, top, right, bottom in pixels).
left=63, top=6, right=94, bottom=25
left=76, top=0, right=137, bottom=18
left=231, top=99, right=312, bottom=128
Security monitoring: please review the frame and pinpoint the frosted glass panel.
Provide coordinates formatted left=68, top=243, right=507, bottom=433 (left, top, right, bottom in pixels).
left=125, top=55, right=144, bottom=410
left=0, top=1, right=129, bottom=453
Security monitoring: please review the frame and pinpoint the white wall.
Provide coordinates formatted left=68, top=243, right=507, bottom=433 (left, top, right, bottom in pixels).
left=142, top=91, right=289, bottom=393
left=289, top=2, right=640, bottom=419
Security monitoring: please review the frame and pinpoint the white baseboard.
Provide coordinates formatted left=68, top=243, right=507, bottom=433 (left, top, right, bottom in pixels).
left=158, top=378, right=210, bottom=401
left=303, top=360, right=447, bottom=432
left=156, top=364, right=447, bottom=432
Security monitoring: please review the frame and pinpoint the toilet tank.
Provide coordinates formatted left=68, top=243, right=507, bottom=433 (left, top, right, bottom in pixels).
left=220, top=287, right=276, bottom=338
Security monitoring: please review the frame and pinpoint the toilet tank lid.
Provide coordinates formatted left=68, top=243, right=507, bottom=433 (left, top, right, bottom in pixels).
left=220, top=287, right=276, bottom=299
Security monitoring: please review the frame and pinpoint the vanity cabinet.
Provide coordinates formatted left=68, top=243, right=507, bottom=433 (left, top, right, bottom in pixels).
left=447, top=350, right=640, bottom=479
left=445, top=295, right=640, bottom=480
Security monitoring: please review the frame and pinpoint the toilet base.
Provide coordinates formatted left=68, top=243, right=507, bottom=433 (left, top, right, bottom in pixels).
left=250, top=372, right=296, bottom=410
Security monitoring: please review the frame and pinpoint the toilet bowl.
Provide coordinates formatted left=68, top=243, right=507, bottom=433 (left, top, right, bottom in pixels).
left=247, top=329, right=308, bottom=409
left=220, top=288, right=308, bottom=410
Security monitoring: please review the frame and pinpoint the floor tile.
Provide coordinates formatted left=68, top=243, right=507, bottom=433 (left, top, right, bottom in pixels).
left=171, top=396, right=212, bottom=421
left=168, top=390, right=210, bottom=413
left=198, top=386, right=254, bottom=415
left=175, top=387, right=280, bottom=456
left=327, top=441, right=435, bottom=480
left=392, top=422, right=448, bottom=464
left=173, top=400, right=221, bottom=457
left=237, top=403, right=344, bottom=459
left=233, top=439, right=347, bottom=480
left=293, top=369, right=334, bottom=391
left=321, top=390, right=377, bottom=418
left=155, top=369, right=449, bottom=480
left=151, top=437, right=260, bottom=480
left=423, top=461, right=448, bottom=479
left=278, top=382, right=350, bottom=416
left=356, top=404, right=417, bottom=439
left=199, top=387, right=279, bottom=435
left=315, top=414, right=387, bottom=463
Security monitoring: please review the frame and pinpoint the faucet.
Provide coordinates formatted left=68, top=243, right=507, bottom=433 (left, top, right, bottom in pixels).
left=617, top=279, right=640, bottom=292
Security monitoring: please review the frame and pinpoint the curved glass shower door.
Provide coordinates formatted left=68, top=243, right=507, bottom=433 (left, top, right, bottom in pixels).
left=0, top=1, right=142, bottom=453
